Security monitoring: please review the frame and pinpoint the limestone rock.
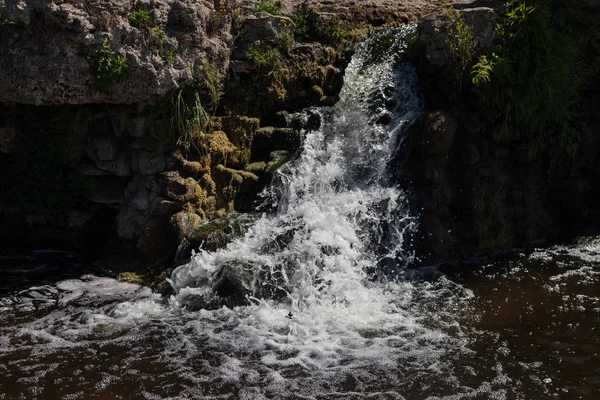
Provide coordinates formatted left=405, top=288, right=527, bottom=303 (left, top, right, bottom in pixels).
left=240, top=12, right=295, bottom=45
left=0, top=0, right=230, bottom=105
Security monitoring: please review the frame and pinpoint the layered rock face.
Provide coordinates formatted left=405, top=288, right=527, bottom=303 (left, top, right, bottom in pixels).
left=0, top=0, right=232, bottom=105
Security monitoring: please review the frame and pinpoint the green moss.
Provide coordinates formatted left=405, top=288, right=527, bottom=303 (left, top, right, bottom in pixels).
left=117, top=272, right=145, bottom=285
left=311, top=85, right=325, bottom=100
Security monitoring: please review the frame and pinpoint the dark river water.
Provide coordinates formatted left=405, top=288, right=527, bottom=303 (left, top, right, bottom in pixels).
left=1, top=244, right=599, bottom=399
left=1, top=27, right=598, bottom=399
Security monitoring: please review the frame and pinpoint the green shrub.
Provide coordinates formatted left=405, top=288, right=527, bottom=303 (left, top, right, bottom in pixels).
left=129, top=9, right=152, bottom=29
left=254, top=0, right=280, bottom=15
left=471, top=0, right=582, bottom=155
left=318, top=16, right=348, bottom=46
left=154, top=27, right=166, bottom=48
left=292, top=4, right=311, bottom=42
left=91, top=38, right=129, bottom=91
left=445, top=4, right=477, bottom=89
left=246, top=42, right=283, bottom=69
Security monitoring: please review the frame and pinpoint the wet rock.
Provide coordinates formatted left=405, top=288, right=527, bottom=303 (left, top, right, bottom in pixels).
left=411, top=111, right=457, bottom=157
left=170, top=211, right=202, bottom=242
left=251, top=127, right=303, bottom=161
left=184, top=212, right=255, bottom=254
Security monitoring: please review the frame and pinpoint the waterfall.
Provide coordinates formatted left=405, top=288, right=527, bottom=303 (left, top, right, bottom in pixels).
left=170, top=26, right=423, bottom=317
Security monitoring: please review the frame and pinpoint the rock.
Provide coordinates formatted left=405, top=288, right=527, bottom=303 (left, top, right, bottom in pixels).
left=94, top=138, right=119, bottom=161
left=88, top=176, right=127, bottom=205
left=157, top=171, right=203, bottom=203
left=0, top=127, right=18, bottom=154
left=128, top=116, right=149, bottom=138
left=0, top=0, right=230, bottom=105
left=465, top=143, right=480, bottom=166
left=116, top=207, right=147, bottom=239
left=170, top=211, right=202, bottom=241
left=151, top=197, right=183, bottom=216
left=137, top=152, right=166, bottom=175
left=411, top=111, right=457, bottom=157
left=95, top=151, right=132, bottom=176
left=456, top=6, right=499, bottom=49
left=251, top=127, right=303, bottom=161
left=240, top=12, right=295, bottom=45
left=184, top=212, right=255, bottom=254
left=211, top=116, right=260, bottom=148
left=137, top=216, right=179, bottom=266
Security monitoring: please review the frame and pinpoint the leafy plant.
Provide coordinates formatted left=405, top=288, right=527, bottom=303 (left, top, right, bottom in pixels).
left=292, top=4, right=311, bottom=42
left=318, top=16, right=348, bottom=46
left=254, top=0, right=280, bottom=15
left=91, top=38, right=129, bottom=91
left=246, top=42, right=283, bottom=69
left=129, top=9, right=152, bottom=29
left=154, top=27, right=166, bottom=48
left=444, top=4, right=477, bottom=89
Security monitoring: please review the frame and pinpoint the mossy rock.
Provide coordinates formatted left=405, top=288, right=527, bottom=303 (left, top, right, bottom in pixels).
left=117, top=271, right=145, bottom=285
left=266, top=150, right=291, bottom=173
left=251, top=127, right=303, bottom=161
left=184, top=212, right=256, bottom=253
left=211, top=116, right=260, bottom=148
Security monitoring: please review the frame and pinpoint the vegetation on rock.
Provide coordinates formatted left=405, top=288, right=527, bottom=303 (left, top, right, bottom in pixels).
left=444, top=0, right=586, bottom=157
left=254, top=0, right=280, bottom=15
left=129, top=9, right=152, bottom=30
left=91, top=38, right=129, bottom=91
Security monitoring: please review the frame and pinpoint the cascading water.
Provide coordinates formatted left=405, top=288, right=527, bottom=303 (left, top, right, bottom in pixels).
left=170, top=25, right=423, bottom=315
left=2, top=26, right=600, bottom=400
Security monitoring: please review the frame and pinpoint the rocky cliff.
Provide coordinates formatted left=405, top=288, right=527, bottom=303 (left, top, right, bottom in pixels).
left=397, top=0, right=600, bottom=265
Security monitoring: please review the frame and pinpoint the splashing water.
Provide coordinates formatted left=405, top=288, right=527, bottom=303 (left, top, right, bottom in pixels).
left=2, top=27, right=600, bottom=400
